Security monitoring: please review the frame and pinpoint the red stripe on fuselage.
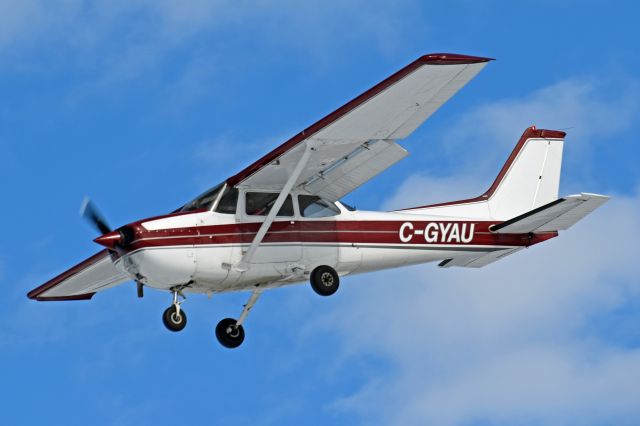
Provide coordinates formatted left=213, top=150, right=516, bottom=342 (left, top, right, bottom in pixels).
left=119, top=220, right=557, bottom=254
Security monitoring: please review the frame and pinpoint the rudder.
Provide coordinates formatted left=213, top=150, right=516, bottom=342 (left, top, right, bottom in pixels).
left=398, top=126, right=567, bottom=221
left=486, top=126, right=565, bottom=219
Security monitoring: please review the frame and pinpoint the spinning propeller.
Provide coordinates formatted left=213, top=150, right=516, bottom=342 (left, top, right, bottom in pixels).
left=80, top=197, right=112, bottom=235
left=80, top=197, right=133, bottom=251
left=80, top=197, right=143, bottom=297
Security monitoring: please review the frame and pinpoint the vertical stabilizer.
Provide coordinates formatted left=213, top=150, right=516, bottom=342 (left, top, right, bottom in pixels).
left=399, top=127, right=567, bottom=220
left=486, top=127, right=565, bottom=219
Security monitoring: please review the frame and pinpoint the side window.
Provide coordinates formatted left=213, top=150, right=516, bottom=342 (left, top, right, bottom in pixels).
left=215, top=187, right=239, bottom=214
left=245, top=192, right=294, bottom=217
left=299, top=195, right=340, bottom=218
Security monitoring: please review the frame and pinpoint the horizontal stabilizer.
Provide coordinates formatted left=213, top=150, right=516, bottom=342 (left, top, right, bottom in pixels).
left=490, top=193, right=609, bottom=234
left=439, top=247, right=523, bottom=268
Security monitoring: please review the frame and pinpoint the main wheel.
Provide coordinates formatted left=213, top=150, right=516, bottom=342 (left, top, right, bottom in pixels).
left=310, top=265, right=340, bottom=296
left=162, top=305, right=187, bottom=332
left=215, top=318, right=245, bottom=348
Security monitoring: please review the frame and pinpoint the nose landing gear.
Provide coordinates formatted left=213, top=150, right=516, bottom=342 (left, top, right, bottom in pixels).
left=162, top=287, right=187, bottom=332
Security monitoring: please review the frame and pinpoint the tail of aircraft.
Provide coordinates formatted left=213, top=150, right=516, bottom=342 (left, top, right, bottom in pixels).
left=403, top=126, right=600, bottom=221
left=485, top=126, right=564, bottom=219
left=401, top=126, right=609, bottom=268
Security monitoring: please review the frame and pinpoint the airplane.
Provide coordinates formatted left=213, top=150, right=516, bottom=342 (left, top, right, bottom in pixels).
left=27, top=53, right=609, bottom=349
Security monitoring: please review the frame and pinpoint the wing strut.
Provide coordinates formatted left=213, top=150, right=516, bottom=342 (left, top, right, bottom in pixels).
left=235, top=142, right=313, bottom=271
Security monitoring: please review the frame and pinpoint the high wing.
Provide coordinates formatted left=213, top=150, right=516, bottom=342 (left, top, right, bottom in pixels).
left=27, top=250, right=130, bottom=301
left=226, top=53, right=492, bottom=200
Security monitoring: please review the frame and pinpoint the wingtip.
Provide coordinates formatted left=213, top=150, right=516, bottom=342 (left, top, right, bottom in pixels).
left=27, top=293, right=96, bottom=302
left=578, top=192, right=611, bottom=201
left=419, top=53, right=494, bottom=64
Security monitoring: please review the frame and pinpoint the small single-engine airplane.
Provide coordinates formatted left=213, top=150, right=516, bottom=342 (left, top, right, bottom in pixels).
left=28, top=53, right=609, bottom=348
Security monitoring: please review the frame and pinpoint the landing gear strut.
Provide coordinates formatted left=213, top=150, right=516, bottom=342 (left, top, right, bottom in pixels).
left=162, top=287, right=187, bottom=332
left=215, top=288, right=261, bottom=348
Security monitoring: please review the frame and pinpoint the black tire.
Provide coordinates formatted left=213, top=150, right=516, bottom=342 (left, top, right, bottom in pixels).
left=310, top=265, right=340, bottom=296
left=215, top=318, right=245, bottom=348
left=162, top=305, right=187, bottom=332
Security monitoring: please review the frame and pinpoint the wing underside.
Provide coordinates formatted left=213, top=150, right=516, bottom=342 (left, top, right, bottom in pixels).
left=27, top=250, right=130, bottom=301
left=227, top=54, right=492, bottom=199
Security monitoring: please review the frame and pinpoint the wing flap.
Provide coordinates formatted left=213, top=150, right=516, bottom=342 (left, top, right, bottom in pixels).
left=27, top=250, right=130, bottom=301
left=303, top=140, right=408, bottom=200
left=491, top=193, right=609, bottom=234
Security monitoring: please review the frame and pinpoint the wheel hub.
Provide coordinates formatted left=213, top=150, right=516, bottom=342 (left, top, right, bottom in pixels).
left=321, top=272, right=334, bottom=287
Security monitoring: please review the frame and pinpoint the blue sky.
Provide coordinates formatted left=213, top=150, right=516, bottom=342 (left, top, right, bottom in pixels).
left=2, top=1, right=639, bottom=425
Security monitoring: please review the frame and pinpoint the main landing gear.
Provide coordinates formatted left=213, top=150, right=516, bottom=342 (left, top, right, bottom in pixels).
left=160, top=266, right=339, bottom=346
left=310, top=265, right=340, bottom=296
left=159, top=285, right=261, bottom=349
left=162, top=287, right=187, bottom=332
left=215, top=289, right=261, bottom=349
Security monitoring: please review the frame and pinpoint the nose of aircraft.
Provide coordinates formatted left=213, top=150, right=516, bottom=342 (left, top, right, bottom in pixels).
left=94, top=230, right=123, bottom=249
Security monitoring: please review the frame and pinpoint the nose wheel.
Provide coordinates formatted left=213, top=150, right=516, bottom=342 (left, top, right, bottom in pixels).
left=163, top=305, right=187, bottom=332
left=162, top=287, right=187, bottom=332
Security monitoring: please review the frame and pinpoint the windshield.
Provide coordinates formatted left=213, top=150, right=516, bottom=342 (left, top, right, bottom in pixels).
left=179, top=183, right=224, bottom=212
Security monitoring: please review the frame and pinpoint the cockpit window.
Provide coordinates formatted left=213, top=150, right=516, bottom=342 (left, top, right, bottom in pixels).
left=180, top=183, right=224, bottom=212
left=299, top=195, right=340, bottom=218
left=246, top=192, right=294, bottom=216
left=215, top=187, right=239, bottom=214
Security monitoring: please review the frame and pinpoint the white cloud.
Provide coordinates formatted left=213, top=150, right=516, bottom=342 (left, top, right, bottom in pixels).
left=325, top=190, right=640, bottom=425
left=441, top=77, right=638, bottom=152
left=0, top=0, right=422, bottom=88
left=318, top=77, right=640, bottom=425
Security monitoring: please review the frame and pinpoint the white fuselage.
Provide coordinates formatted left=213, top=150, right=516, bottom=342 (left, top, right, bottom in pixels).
left=111, top=201, right=527, bottom=295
